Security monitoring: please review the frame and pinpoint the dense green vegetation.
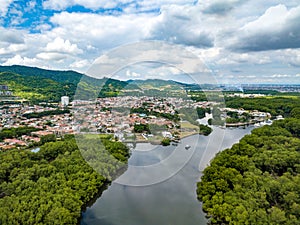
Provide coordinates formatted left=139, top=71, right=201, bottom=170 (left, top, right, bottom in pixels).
left=199, top=124, right=212, bottom=136
left=0, top=126, right=41, bottom=141
left=0, top=135, right=129, bottom=224
left=40, top=134, right=57, bottom=145
left=225, top=111, right=251, bottom=124
left=23, top=109, right=70, bottom=119
left=0, top=66, right=133, bottom=102
left=197, top=118, right=300, bottom=224
left=0, top=65, right=83, bottom=84
left=161, top=138, right=171, bottom=146
left=0, top=72, right=75, bottom=102
left=225, top=97, right=300, bottom=118
left=133, top=123, right=150, bottom=133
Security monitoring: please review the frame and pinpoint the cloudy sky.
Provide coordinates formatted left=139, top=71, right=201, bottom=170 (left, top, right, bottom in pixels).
left=0, top=0, right=300, bottom=84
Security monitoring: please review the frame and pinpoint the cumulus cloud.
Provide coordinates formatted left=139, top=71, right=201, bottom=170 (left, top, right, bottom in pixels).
left=2, top=54, right=39, bottom=66
left=36, top=52, right=68, bottom=61
left=43, top=0, right=195, bottom=12
left=230, top=4, right=300, bottom=51
left=200, top=0, right=246, bottom=15
left=49, top=11, right=154, bottom=51
left=0, top=28, right=24, bottom=44
left=45, top=37, right=83, bottom=55
left=43, top=0, right=133, bottom=10
left=42, top=0, right=72, bottom=11
left=70, top=59, right=90, bottom=70
left=274, top=49, right=300, bottom=67
left=126, top=70, right=141, bottom=78
left=149, top=5, right=214, bottom=47
left=0, top=44, right=27, bottom=55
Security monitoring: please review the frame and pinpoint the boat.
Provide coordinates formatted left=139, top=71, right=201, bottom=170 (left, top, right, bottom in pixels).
left=185, top=145, right=191, bottom=150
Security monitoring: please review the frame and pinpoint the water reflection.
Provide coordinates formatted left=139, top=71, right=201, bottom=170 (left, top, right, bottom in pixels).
left=81, top=126, right=253, bottom=225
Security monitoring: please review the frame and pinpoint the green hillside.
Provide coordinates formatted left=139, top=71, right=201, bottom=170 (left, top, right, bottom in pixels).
left=0, top=65, right=204, bottom=102
left=0, top=65, right=82, bottom=84
left=0, top=66, right=132, bottom=102
left=0, top=72, right=74, bottom=102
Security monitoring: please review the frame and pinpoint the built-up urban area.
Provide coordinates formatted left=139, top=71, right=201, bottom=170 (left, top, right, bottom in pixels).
left=0, top=84, right=277, bottom=150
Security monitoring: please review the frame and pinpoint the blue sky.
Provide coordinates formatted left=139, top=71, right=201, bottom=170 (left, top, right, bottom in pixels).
left=0, top=0, right=300, bottom=84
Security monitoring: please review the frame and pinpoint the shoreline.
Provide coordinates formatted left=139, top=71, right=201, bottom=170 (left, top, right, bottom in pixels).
left=225, top=121, right=255, bottom=127
left=122, top=131, right=199, bottom=145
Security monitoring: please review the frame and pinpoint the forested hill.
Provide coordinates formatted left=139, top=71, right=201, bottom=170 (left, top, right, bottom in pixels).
left=0, top=65, right=83, bottom=84
left=197, top=118, right=300, bottom=224
left=0, top=65, right=130, bottom=102
left=0, top=65, right=201, bottom=102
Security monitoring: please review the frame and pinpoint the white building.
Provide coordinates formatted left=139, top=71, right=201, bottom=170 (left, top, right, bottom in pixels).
left=61, top=96, right=69, bottom=107
left=162, top=131, right=172, bottom=138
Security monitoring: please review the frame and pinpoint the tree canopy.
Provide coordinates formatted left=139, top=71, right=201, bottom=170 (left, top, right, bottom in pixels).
left=0, top=135, right=129, bottom=224
left=197, top=118, right=300, bottom=224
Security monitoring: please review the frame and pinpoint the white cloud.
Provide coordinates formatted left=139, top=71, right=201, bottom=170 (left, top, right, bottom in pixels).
left=200, top=0, right=245, bottom=15
left=0, top=27, right=24, bottom=44
left=49, top=11, right=154, bottom=51
left=134, top=0, right=195, bottom=12
left=0, top=44, right=27, bottom=55
left=270, top=74, right=291, bottom=78
left=2, top=54, right=39, bottom=66
left=230, top=4, right=300, bottom=51
left=43, top=0, right=194, bottom=11
left=43, top=0, right=132, bottom=10
left=45, top=37, right=83, bottom=54
left=242, top=4, right=287, bottom=33
left=148, top=4, right=215, bottom=47
left=279, top=49, right=300, bottom=67
left=0, top=0, right=14, bottom=16
left=70, top=59, right=90, bottom=70
left=126, top=70, right=141, bottom=78
left=215, top=51, right=272, bottom=65
left=36, top=52, right=67, bottom=61
left=42, top=0, right=70, bottom=11
left=24, top=0, right=37, bottom=12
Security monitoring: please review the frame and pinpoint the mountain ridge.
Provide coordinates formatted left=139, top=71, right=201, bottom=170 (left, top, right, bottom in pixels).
left=0, top=65, right=201, bottom=102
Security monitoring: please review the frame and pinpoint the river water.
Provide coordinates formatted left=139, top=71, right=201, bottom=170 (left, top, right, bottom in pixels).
left=81, top=125, right=254, bottom=225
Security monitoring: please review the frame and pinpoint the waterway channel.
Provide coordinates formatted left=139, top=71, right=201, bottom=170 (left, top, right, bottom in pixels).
left=81, top=125, right=254, bottom=225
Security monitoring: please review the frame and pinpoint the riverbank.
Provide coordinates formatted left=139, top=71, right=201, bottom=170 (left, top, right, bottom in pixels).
left=225, top=121, right=255, bottom=127
left=80, top=126, right=254, bottom=225
left=225, top=119, right=272, bottom=127
left=122, top=131, right=199, bottom=145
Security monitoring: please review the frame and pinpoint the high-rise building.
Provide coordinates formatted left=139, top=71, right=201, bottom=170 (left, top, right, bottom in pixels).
left=61, top=96, right=69, bottom=107
left=0, top=84, right=12, bottom=96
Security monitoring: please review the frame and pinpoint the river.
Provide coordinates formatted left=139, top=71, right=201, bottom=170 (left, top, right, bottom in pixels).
left=81, top=125, right=254, bottom=225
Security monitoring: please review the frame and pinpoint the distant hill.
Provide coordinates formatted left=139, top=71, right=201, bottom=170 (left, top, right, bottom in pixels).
left=0, top=65, right=204, bottom=102
left=0, top=65, right=82, bottom=84
left=0, top=71, right=73, bottom=102
left=0, top=65, right=132, bottom=102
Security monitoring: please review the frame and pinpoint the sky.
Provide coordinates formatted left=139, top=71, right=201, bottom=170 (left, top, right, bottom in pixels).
left=0, top=0, right=300, bottom=84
